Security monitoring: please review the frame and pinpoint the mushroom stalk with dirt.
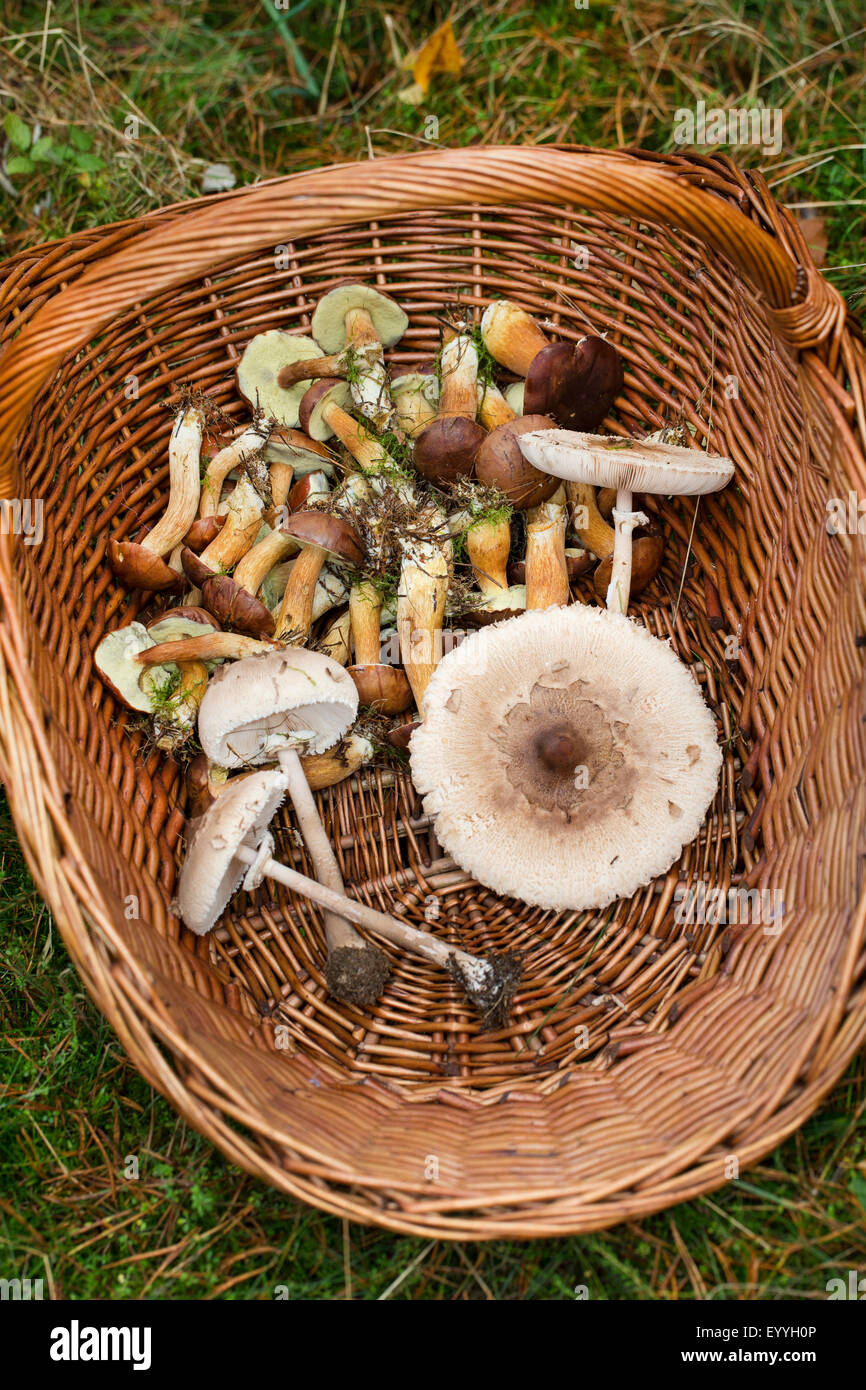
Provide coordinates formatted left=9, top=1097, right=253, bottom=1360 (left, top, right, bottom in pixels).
left=396, top=514, right=452, bottom=713
left=178, top=767, right=519, bottom=1023
left=198, top=421, right=271, bottom=518
left=195, top=649, right=391, bottom=1006
left=463, top=505, right=526, bottom=623
left=198, top=474, right=266, bottom=573
left=273, top=511, right=363, bottom=643
left=109, top=403, right=206, bottom=592
left=525, top=487, right=570, bottom=610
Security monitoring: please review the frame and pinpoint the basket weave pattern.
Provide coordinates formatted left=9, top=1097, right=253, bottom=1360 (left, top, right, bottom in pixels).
left=1, top=147, right=865, bottom=1237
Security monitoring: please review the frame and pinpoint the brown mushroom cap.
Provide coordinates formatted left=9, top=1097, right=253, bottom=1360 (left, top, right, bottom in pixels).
left=265, top=428, right=335, bottom=477
left=387, top=720, right=420, bottom=751
left=287, top=469, right=330, bottom=511
left=108, top=539, right=185, bottom=594
left=347, top=663, right=413, bottom=715
left=475, top=415, right=560, bottom=509
left=181, top=546, right=217, bottom=588
left=184, top=515, right=227, bottom=553
left=410, top=604, right=721, bottom=911
left=412, top=416, right=486, bottom=488
left=523, top=337, right=624, bottom=432
left=282, top=510, right=364, bottom=567
left=298, top=378, right=354, bottom=441
left=201, top=573, right=276, bottom=638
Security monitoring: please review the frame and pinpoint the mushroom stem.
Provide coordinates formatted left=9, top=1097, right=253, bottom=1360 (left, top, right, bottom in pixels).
left=566, top=481, right=615, bottom=559
left=321, top=401, right=391, bottom=471
left=439, top=333, right=479, bottom=418
left=274, top=544, right=325, bottom=641
left=349, top=580, right=383, bottom=665
left=391, top=373, right=439, bottom=436
left=319, top=607, right=352, bottom=666
left=136, top=633, right=275, bottom=665
left=232, top=839, right=503, bottom=995
left=233, top=529, right=296, bottom=597
left=150, top=660, right=209, bottom=752
left=466, top=517, right=510, bottom=599
left=276, top=747, right=383, bottom=978
left=476, top=381, right=516, bottom=431
left=480, top=301, right=548, bottom=376
left=269, top=462, right=294, bottom=510
left=199, top=423, right=270, bottom=518
left=142, top=405, right=206, bottom=556
left=606, top=489, right=649, bottom=614
left=525, top=498, right=569, bottom=610
left=199, top=475, right=265, bottom=571
left=397, top=534, right=450, bottom=711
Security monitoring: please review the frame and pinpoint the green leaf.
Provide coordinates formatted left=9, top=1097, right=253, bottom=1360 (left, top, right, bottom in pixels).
left=29, top=136, right=55, bottom=162
left=5, top=155, right=34, bottom=175
left=849, top=1171, right=866, bottom=1211
left=73, top=152, right=105, bottom=171
left=4, top=112, right=31, bottom=151
left=68, top=127, right=92, bottom=152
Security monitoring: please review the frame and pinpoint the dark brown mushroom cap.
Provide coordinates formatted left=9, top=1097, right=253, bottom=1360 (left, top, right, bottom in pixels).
left=181, top=546, right=217, bottom=588
left=201, top=573, right=276, bottom=638
left=592, top=534, right=664, bottom=602
left=282, top=510, right=365, bottom=567
left=524, top=337, right=624, bottom=432
left=347, top=664, right=413, bottom=715
left=298, top=378, right=347, bottom=436
left=413, top=416, right=486, bottom=488
left=184, top=514, right=227, bottom=553
left=387, top=720, right=420, bottom=751
left=109, top=539, right=185, bottom=594
left=288, top=469, right=330, bottom=511
left=475, top=415, right=560, bottom=509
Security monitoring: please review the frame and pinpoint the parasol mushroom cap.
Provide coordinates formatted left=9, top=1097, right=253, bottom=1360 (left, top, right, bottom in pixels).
left=177, top=768, right=287, bottom=935
left=264, top=428, right=335, bottom=477
left=298, top=378, right=354, bottom=442
left=517, top=431, right=735, bottom=496
left=311, top=283, right=408, bottom=353
left=198, top=647, right=358, bottom=767
left=237, top=331, right=322, bottom=428
left=410, top=605, right=722, bottom=912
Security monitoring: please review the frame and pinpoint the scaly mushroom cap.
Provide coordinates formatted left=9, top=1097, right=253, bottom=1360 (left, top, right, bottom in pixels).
left=410, top=605, right=721, bottom=911
left=475, top=415, right=560, bottom=508
left=178, top=768, right=287, bottom=935
left=518, top=431, right=735, bottom=495
left=198, top=647, right=358, bottom=767
left=236, top=331, right=322, bottom=428
left=311, top=283, right=408, bottom=353
left=523, top=338, right=624, bottom=431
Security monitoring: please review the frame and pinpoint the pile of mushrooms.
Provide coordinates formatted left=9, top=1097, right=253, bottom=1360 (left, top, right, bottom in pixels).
left=93, top=286, right=733, bottom=1017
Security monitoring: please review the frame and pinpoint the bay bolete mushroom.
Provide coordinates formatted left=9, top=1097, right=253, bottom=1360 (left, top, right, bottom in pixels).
left=480, top=301, right=624, bottom=430
left=236, top=331, right=322, bottom=429
left=303, top=283, right=409, bottom=430
left=412, top=334, right=486, bottom=487
left=347, top=580, right=413, bottom=715
left=475, top=414, right=560, bottom=509
left=198, top=421, right=271, bottom=519
left=391, top=368, right=439, bottom=436
left=264, top=428, right=336, bottom=509
left=109, top=404, right=205, bottom=592
left=178, top=767, right=518, bottom=1021
left=273, top=510, right=364, bottom=643
left=410, top=605, right=722, bottom=911
left=462, top=508, right=525, bottom=626
left=519, top=431, right=734, bottom=613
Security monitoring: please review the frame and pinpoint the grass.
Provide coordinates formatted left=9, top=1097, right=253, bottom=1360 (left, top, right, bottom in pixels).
left=1, top=0, right=865, bottom=1299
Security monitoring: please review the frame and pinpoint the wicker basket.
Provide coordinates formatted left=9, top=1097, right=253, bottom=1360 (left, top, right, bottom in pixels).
left=1, top=146, right=865, bottom=1239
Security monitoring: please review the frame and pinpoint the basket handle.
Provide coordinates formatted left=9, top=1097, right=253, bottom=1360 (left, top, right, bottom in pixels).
left=0, top=145, right=822, bottom=489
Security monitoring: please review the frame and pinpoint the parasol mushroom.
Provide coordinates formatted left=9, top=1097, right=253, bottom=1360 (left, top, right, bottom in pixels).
left=109, top=404, right=205, bottom=592
left=518, top=431, right=734, bottom=613
left=410, top=604, right=722, bottom=911
left=178, top=767, right=519, bottom=1021
left=195, top=648, right=388, bottom=1005
left=412, top=334, right=486, bottom=487
left=236, top=331, right=322, bottom=429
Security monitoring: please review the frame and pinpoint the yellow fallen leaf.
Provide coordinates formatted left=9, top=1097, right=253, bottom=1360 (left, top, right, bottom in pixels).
left=397, top=81, right=426, bottom=107
left=407, top=19, right=463, bottom=94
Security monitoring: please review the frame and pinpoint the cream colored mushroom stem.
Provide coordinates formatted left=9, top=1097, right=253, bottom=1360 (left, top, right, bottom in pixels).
left=199, top=422, right=270, bottom=518
left=275, top=747, right=371, bottom=962
left=281, top=309, right=392, bottom=429
left=606, top=487, right=649, bottom=614
left=322, top=400, right=391, bottom=472
left=466, top=516, right=510, bottom=598
left=525, top=488, right=569, bottom=610
left=274, top=545, right=326, bottom=640
left=350, top=580, right=383, bottom=665
left=397, top=529, right=450, bottom=712
left=476, top=381, right=516, bottom=432
left=233, top=838, right=496, bottom=990
left=233, top=528, right=296, bottom=596
left=199, top=475, right=265, bottom=572
left=140, top=405, right=205, bottom=557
